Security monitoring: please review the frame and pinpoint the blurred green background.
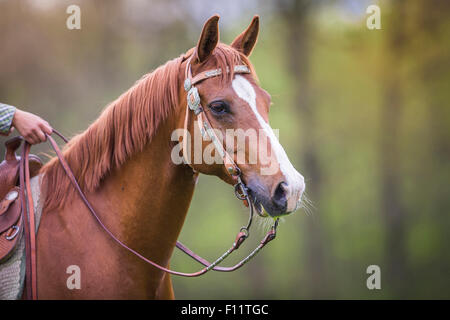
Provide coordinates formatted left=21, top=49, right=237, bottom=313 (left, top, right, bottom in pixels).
left=1, top=0, right=449, bottom=299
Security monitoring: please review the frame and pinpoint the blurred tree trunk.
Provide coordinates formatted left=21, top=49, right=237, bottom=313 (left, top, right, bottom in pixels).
left=278, top=0, right=330, bottom=298
left=380, top=1, right=409, bottom=297
left=415, top=2, right=450, bottom=211
left=413, top=0, right=450, bottom=296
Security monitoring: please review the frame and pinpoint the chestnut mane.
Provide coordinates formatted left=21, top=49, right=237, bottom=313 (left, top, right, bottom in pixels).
left=41, top=43, right=254, bottom=211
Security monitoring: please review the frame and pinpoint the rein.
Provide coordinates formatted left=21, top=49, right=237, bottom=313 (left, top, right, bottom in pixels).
left=19, top=59, right=279, bottom=299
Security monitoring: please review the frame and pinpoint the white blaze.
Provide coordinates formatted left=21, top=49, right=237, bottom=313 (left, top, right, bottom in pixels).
left=232, top=75, right=305, bottom=212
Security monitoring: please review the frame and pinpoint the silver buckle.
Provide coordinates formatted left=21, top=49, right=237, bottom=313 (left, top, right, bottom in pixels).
left=184, top=78, right=191, bottom=92
left=6, top=225, right=20, bottom=241
left=187, top=87, right=201, bottom=113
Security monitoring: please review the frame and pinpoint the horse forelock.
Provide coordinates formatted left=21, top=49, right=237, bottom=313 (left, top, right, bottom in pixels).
left=40, top=43, right=256, bottom=212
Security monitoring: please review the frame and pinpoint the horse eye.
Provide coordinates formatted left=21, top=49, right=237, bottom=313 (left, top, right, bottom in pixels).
left=208, top=101, right=228, bottom=115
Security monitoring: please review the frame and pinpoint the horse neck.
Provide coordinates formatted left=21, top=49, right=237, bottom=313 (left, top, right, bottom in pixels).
left=94, top=108, right=197, bottom=268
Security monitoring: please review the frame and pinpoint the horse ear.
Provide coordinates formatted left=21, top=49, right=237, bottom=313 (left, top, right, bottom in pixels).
left=231, top=15, right=259, bottom=56
left=195, top=15, right=220, bottom=63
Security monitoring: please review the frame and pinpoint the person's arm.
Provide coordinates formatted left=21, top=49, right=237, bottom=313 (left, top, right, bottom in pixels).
left=0, top=103, right=16, bottom=135
left=0, top=103, right=52, bottom=144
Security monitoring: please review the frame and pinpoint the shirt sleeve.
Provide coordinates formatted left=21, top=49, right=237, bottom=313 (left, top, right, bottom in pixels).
left=0, top=103, right=17, bottom=134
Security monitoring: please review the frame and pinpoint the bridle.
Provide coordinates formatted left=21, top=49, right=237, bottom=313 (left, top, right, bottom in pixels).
left=20, top=56, right=279, bottom=299
left=181, top=56, right=267, bottom=213
left=176, top=54, right=280, bottom=267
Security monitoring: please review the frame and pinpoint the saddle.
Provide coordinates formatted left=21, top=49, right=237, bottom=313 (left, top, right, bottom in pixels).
left=0, top=136, right=42, bottom=263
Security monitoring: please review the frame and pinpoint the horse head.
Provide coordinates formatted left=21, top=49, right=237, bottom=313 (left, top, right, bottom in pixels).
left=179, top=15, right=305, bottom=217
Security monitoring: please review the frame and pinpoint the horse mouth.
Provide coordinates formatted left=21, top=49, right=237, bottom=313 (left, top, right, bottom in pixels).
left=249, top=193, right=291, bottom=218
left=248, top=189, right=298, bottom=218
left=251, top=198, right=269, bottom=217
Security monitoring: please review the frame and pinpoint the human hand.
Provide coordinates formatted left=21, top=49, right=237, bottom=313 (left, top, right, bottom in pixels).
left=12, top=109, right=52, bottom=144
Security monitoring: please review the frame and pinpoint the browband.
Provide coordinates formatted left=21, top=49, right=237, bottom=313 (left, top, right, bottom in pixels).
left=185, top=65, right=251, bottom=88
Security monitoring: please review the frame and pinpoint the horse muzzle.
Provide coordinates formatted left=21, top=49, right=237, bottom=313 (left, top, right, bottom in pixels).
left=247, top=175, right=305, bottom=217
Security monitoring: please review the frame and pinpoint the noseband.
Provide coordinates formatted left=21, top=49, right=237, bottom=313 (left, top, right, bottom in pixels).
left=20, top=57, right=280, bottom=299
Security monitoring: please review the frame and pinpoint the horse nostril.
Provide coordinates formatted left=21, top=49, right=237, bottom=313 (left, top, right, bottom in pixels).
left=272, top=181, right=288, bottom=210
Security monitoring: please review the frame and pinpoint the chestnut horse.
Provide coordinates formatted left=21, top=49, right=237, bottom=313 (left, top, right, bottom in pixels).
left=34, top=15, right=305, bottom=299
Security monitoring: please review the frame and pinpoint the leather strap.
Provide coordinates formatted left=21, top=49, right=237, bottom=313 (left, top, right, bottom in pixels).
left=20, top=142, right=37, bottom=300
left=44, top=134, right=278, bottom=278
left=19, top=130, right=67, bottom=300
left=176, top=220, right=278, bottom=272
left=190, top=65, right=250, bottom=87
